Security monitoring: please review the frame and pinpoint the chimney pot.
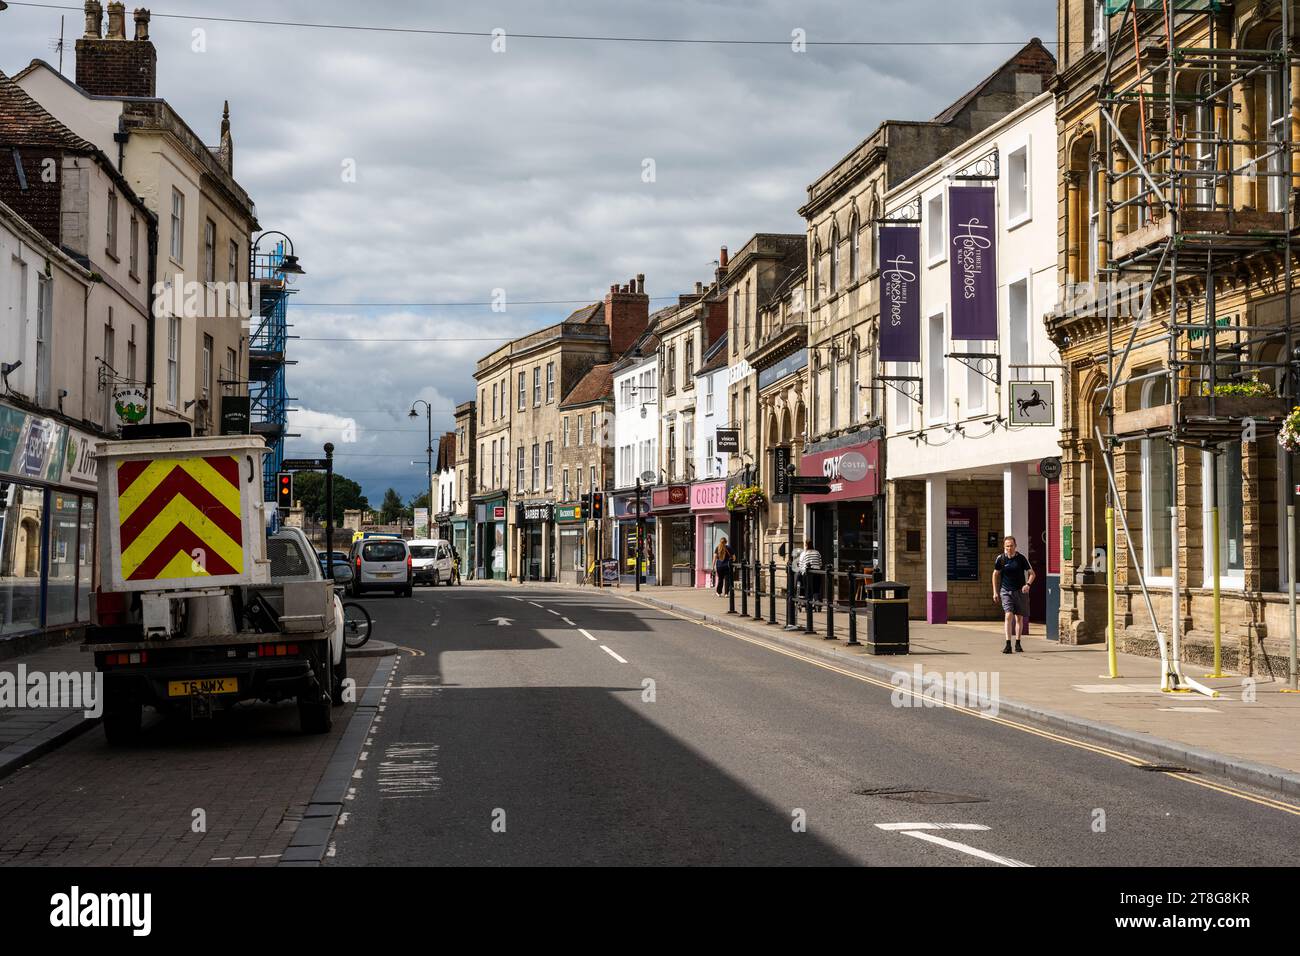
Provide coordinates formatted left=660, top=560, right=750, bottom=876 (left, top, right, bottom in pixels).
left=609, top=284, right=617, bottom=295
left=83, top=0, right=103, bottom=38
left=719, top=246, right=728, bottom=269
left=695, top=281, right=703, bottom=294
left=636, top=273, right=645, bottom=293
left=134, top=8, right=151, bottom=41
left=106, top=1, right=126, bottom=38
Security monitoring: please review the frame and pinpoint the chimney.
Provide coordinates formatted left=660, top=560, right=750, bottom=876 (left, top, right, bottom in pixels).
left=694, top=281, right=703, bottom=294
left=76, top=3, right=158, bottom=97
left=604, top=273, right=651, bottom=357
left=719, top=246, right=728, bottom=270
left=106, top=1, right=125, bottom=38
left=83, top=0, right=103, bottom=37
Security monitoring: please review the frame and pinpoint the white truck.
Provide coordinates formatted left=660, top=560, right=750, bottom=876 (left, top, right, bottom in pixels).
left=84, top=435, right=349, bottom=744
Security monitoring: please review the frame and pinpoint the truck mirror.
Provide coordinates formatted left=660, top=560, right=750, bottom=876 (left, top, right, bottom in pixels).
left=332, top=564, right=354, bottom=584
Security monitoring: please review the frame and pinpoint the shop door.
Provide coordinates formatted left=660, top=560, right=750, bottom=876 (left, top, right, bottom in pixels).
left=1028, top=489, right=1047, bottom=624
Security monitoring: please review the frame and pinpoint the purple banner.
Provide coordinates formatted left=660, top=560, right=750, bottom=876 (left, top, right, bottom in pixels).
left=878, top=225, right=921, bottom=363
left=949, top=186, right=997, bottom=341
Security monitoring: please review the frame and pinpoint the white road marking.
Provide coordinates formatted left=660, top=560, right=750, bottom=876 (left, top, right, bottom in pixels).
left=359, top=751, right=369, bottom=761
left=378, top=742, right=441, bottom=798
left=578, top=628, right=597, bottom=641
left=345, top=787, right=357, bottom=802
left=1072, top=683, right=1164, bottom=694
left=210, top=857, right=230, bottom=862
left=235, top=855, right=256, bottom=861
left=326, top=842, right=337, bottom=858
left=600, top=645, right=628, bottom=664
left=528, top=601, right=544, bottom=608
left=874, top=823, right=1030, bottom=867
left=338, top=813, right=350, bottom=827
left=1158, top=706, right=1219, bottom=713
left=562, top=617, right=575, bottom=626
left=548, top=608, right=561, bottom=615
left=353, top=769, right=364, bottom=779
left=258, top=854, right=280, bottom=859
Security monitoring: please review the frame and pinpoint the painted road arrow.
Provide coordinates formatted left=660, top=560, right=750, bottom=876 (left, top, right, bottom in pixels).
left=488, top=617, right=514, bottom=627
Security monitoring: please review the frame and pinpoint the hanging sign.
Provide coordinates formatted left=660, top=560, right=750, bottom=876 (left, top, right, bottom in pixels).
left=879, top=226, right=921, bottom=363
left=1009, top=381, right=1055, bottom=426
left=113, top=386, right=149, bottom=425
left=949, top=186, right=998, bottom=341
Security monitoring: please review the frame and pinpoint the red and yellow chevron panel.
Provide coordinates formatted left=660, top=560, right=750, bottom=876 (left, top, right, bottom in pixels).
left=116, top=455, right=244, bottom=581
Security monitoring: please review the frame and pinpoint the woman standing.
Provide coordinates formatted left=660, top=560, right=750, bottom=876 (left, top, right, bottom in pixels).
left=714, top=537, right=734, bottom=596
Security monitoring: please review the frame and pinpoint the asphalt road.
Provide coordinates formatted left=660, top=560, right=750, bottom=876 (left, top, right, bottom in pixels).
left=328, top=583, right=1300, bottom=867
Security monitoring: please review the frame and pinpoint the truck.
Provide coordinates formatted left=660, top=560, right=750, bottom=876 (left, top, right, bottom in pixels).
left=84, top=434, right=350, bottom=745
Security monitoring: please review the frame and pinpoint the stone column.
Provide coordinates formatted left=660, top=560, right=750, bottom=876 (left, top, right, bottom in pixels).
left=925, top=476, right=948, bottom=623
left=1004, top=465, right=1030, bottom=555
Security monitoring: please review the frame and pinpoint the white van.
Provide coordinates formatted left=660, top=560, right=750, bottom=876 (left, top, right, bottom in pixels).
left=348, top=536, right=413, bottom=597
left=408, top=538, right=455, bottom=586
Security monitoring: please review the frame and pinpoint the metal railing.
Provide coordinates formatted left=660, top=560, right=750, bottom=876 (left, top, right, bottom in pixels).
left=720, top=562, right=889, bottom=646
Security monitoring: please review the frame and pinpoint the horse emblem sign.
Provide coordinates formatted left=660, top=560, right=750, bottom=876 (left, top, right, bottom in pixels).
left=1010, top=381, right=1055, bottom=426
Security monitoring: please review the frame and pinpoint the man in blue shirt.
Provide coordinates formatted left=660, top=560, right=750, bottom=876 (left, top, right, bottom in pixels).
left=992, top=535, right=1035, bottom=654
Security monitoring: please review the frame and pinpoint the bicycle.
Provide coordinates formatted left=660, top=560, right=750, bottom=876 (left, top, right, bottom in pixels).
left=335, top=586, right=373, bottom=649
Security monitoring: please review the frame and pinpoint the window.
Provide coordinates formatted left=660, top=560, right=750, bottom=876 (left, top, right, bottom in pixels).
left=830, top=354, right=840, bottom=430
left=684, top=420, right=694, bottom=473
left=733, top=289, right=741, bottom=347
left=751, top=280, right=761, bottom=341
left=129, top=214, right=139, bottom=276
left=895, top=362, right=914, bottom=432
left=849, top=344, right=860, bottom=423
left=926, top=193, right=945, bottom=266
left=563, top=417, right=570, bottom=448
left=545, top=441, right=554, bottom=490
left=493, top=383, right=499, bottom=420
left=705, top=437, right=715, bottom=475
left=705, top=373, right=714, bottom=415
left=533, top=366, right=541, bottom=407
left=1203, top=443, right=1244, bottom=585
left=830, top=227, right=840, bottom=293
left=685, top=338, right=694, bottom=385
left=1009, top=277, right=1031, bottom=375
left=577, top=467, right=584, bottom=494
left=590, top=465, right=597, bottom=491
left=742, top=387, right=750, bottom=453
left=204, top=219, right=216, bottom=283
left=201, top=334, right=213, bottom=403
left=531, top=443, right=540, bottom=491
left=1007, top=143, right=1030, bottom=224
left=546, top=362, right=555, bottom=402
left=35, top=270, right=52, bottom=407
left=666, top=346, right=676, bottom=394
left=851, top=215, right=861, bottom=281
left=668, top=425, right=676, bottom=479
left=590, top=410, right=597, bottom=445
left=1087, top=154, right=1100, bottom=280
left=517, top=446, right=525, bottom=491
left=563, top=468, right=570, bottom=500
left=107, top=189, right=118, bottom=258
left=1140, top=376, right=1174, bottom=582
left=170, top=188, right=184, bottom=263
left=481, top=442, right=487, bottom=490
left=102, top=324, right=115, bottom=424
left=167, top=316, right=180, bottom=406
left=228, top=239, right=238, bottom=284
left=927, top=311, right=946, bottom=423
left=127, top=335, right=137, bottom=384
left=964, top=339, right=984, bottom=415
left=225, top=347, right=237, bottom=390
left=1267, top=30, right=1287, bottom=213
left=577, top=414, right=584, bottom=447
left=518, top=371, right=526, bottom=410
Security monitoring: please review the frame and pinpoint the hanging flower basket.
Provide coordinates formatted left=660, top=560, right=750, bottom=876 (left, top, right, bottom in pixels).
left=726, top=485, right=766, bottom=512
left=1279, top=406, right=1300, bottom=453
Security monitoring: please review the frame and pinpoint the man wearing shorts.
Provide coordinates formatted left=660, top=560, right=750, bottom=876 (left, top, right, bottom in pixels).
left=992, top=535, right=1035, bottom=654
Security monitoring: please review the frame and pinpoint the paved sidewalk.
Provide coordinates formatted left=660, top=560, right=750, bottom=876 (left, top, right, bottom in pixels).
left=0, top=641, right=97, bottom=779
left=477, top=579, right=1300, bottom=796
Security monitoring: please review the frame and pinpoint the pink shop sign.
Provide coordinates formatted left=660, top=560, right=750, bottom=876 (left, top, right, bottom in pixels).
left=691, top=480, right=728, bottom=512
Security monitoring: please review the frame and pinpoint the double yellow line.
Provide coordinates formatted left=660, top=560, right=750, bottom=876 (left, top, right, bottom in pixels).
left=626, top=596, right=1300, bottom=819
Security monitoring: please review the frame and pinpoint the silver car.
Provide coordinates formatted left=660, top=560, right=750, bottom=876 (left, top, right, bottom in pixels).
left=349, top=537, right=413, bottom=598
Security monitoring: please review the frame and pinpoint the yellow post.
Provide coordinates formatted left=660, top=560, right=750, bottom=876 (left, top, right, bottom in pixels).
left=1105, top=506, right=1120, bottom=678
left=1205, top=506, right=1227, bottom=677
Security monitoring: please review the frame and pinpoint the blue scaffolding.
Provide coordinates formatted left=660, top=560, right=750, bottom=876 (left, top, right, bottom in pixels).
left=250, top=242, right=296, bottom=501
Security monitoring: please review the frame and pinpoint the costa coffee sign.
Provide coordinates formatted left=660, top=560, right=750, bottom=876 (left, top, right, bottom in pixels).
left=800, top=440, right=880, bottom=501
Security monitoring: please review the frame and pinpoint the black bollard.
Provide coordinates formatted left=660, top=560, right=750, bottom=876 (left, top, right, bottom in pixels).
left=846, top=567, right=860, bottom=645
left=785, top=562, right=795, bottom=628
left=740, top=561, right=749, bottom=618
left=803, top=570, right=814, bottom=634
left=727, top=562, right=736, bottom=615
left=768, top=561, right=777, bottom=624
left=825, top=570, right=835, bottom=640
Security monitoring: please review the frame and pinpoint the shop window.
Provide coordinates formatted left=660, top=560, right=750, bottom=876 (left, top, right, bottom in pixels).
left=45, top=494, right=81, bottom=627
left=1140, top=376, right=1174, bottom=582
left=1202, top=443, right=1244, bottom=586
left=0, top=483, right=45, bottom=635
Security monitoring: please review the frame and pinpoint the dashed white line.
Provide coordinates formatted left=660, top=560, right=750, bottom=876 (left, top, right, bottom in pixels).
left=353, top=769, right=364, bottom=779
left=874, top=823, right=1030, bottom=867
left=561, top=617, right=575, bottom=626
left=600, top=645, right=628, bottom=664
left=578, top=628, right=597, bottom=641
left=876, top=823, right=990, bottom=831
left=547, top=608, right=561, bottom=616
left=528, top=601, right=545, bottom=608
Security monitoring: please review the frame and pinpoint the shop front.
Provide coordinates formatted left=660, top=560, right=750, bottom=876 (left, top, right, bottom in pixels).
left=473, top=496, right=509, bottom=581
left=651, top=485, right=692, bottom=587
left=451, top=515, right=473, bottom=580
left=515, top=501, right=554, bottom=582
left=555, top=502, right=586, bottom=584
left=612, top=491, right=655, bottom=584
left=1, top=401, right=102, bottom=643
left=799, top=435, right=884, bottom=580
left=690, top=480, right=729, bottom=588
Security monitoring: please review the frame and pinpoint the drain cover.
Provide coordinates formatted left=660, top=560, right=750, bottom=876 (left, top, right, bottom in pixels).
left=853, top=787, right=988, bottom=804
left=1136, top=764, right=1197, bottom=774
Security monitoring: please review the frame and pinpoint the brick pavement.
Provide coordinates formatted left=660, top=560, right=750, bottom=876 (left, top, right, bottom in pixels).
left=0, top=656, right=379, bottom=867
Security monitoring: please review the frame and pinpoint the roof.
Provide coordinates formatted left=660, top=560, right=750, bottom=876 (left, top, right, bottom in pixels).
left=561, top=362, right=614, bottom=408
left=697, top=332, right=730, bottom=376
left=0, top=69, right=98, bottom=152
left=564, top=302, right=604, bottom=325
left=931, top=38, right=1056, bottom=124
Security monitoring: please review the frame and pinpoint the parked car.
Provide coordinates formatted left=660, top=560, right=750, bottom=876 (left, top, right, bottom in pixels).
left=316, top=550, right=349, bottom=577
left=408, top=538, right=454, bottom=586
left=348, top=537, right=413, bottom=597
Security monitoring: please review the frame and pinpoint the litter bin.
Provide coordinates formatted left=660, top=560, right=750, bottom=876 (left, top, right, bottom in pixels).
left=863, top=581, right=910, bottom=655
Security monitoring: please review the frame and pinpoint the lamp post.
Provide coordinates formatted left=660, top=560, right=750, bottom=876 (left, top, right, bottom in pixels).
left=409, top=400, right=434, bottom=534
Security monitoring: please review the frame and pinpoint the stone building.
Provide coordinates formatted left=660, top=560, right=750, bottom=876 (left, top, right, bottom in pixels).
left=1048, top=0, right=1300, bottom=673
left=15, top=2, right=259, bottom=436
left=451, top=399, right=476, bottom=576
left=556, top=361, right=614, bottom=583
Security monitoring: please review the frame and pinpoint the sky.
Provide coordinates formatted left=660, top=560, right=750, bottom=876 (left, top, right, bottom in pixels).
left=0, top=0, right=1055, bottom=503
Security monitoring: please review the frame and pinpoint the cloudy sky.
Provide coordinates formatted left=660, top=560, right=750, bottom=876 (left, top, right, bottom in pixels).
left=1, top=0, right=1053, bottom=503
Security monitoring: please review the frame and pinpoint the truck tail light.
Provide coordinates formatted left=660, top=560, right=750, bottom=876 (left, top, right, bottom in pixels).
left=105, top=651, right=149, bottom=666
left=257, top=643, right=301, bottom=657
left=93, top=590, right=128, bottom=627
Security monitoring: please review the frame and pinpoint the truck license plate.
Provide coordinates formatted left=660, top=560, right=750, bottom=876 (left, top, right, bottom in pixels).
left=167, top=677, right=239, bottom=697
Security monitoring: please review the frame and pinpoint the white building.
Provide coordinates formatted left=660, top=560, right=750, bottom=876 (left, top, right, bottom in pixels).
left=611, top=324, right=662, bottom=582
left=882, top=91, right=1063, bottom=629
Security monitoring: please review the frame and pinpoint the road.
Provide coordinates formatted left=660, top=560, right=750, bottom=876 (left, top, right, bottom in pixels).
left=328, top=582, right=1299, bottom=866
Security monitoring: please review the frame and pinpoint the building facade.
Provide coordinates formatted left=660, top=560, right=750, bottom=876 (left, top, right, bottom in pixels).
left=612, top=321, right=663, bottom=584
left=556, top=363, right=614, bottom=584
left=452, top=400, right=475, bottom=576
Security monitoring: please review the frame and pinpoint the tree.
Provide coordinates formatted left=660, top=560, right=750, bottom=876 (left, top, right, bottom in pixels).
left=380, top=487, right=406, bottom=524
left=292, top=470, right=369, bottom=523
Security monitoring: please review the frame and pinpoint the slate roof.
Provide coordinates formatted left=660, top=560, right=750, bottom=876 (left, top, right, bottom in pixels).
left=0, top=69, right=99, bottom=152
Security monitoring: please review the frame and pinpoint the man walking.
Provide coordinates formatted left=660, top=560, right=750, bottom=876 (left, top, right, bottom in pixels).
left=796, top=539, right=824, bottom=610
left=992, top=535, right=1034, bottom=654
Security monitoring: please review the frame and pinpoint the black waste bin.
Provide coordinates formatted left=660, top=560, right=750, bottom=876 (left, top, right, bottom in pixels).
left=863, top=581, right=910, bottom=655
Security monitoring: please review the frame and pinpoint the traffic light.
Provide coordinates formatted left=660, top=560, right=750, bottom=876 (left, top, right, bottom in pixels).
left=276, top=472, right=293, bottom=508
left=591, top=491, right=603, bottom=520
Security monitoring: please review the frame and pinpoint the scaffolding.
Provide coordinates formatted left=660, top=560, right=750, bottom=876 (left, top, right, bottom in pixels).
left=1092, top=0, right=1300, bottom=692
left=250, top=242, right=297, bottom=501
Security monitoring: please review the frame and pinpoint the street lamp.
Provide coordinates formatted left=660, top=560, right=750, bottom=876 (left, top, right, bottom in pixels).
left=409, top=400, right=433, bottom=535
